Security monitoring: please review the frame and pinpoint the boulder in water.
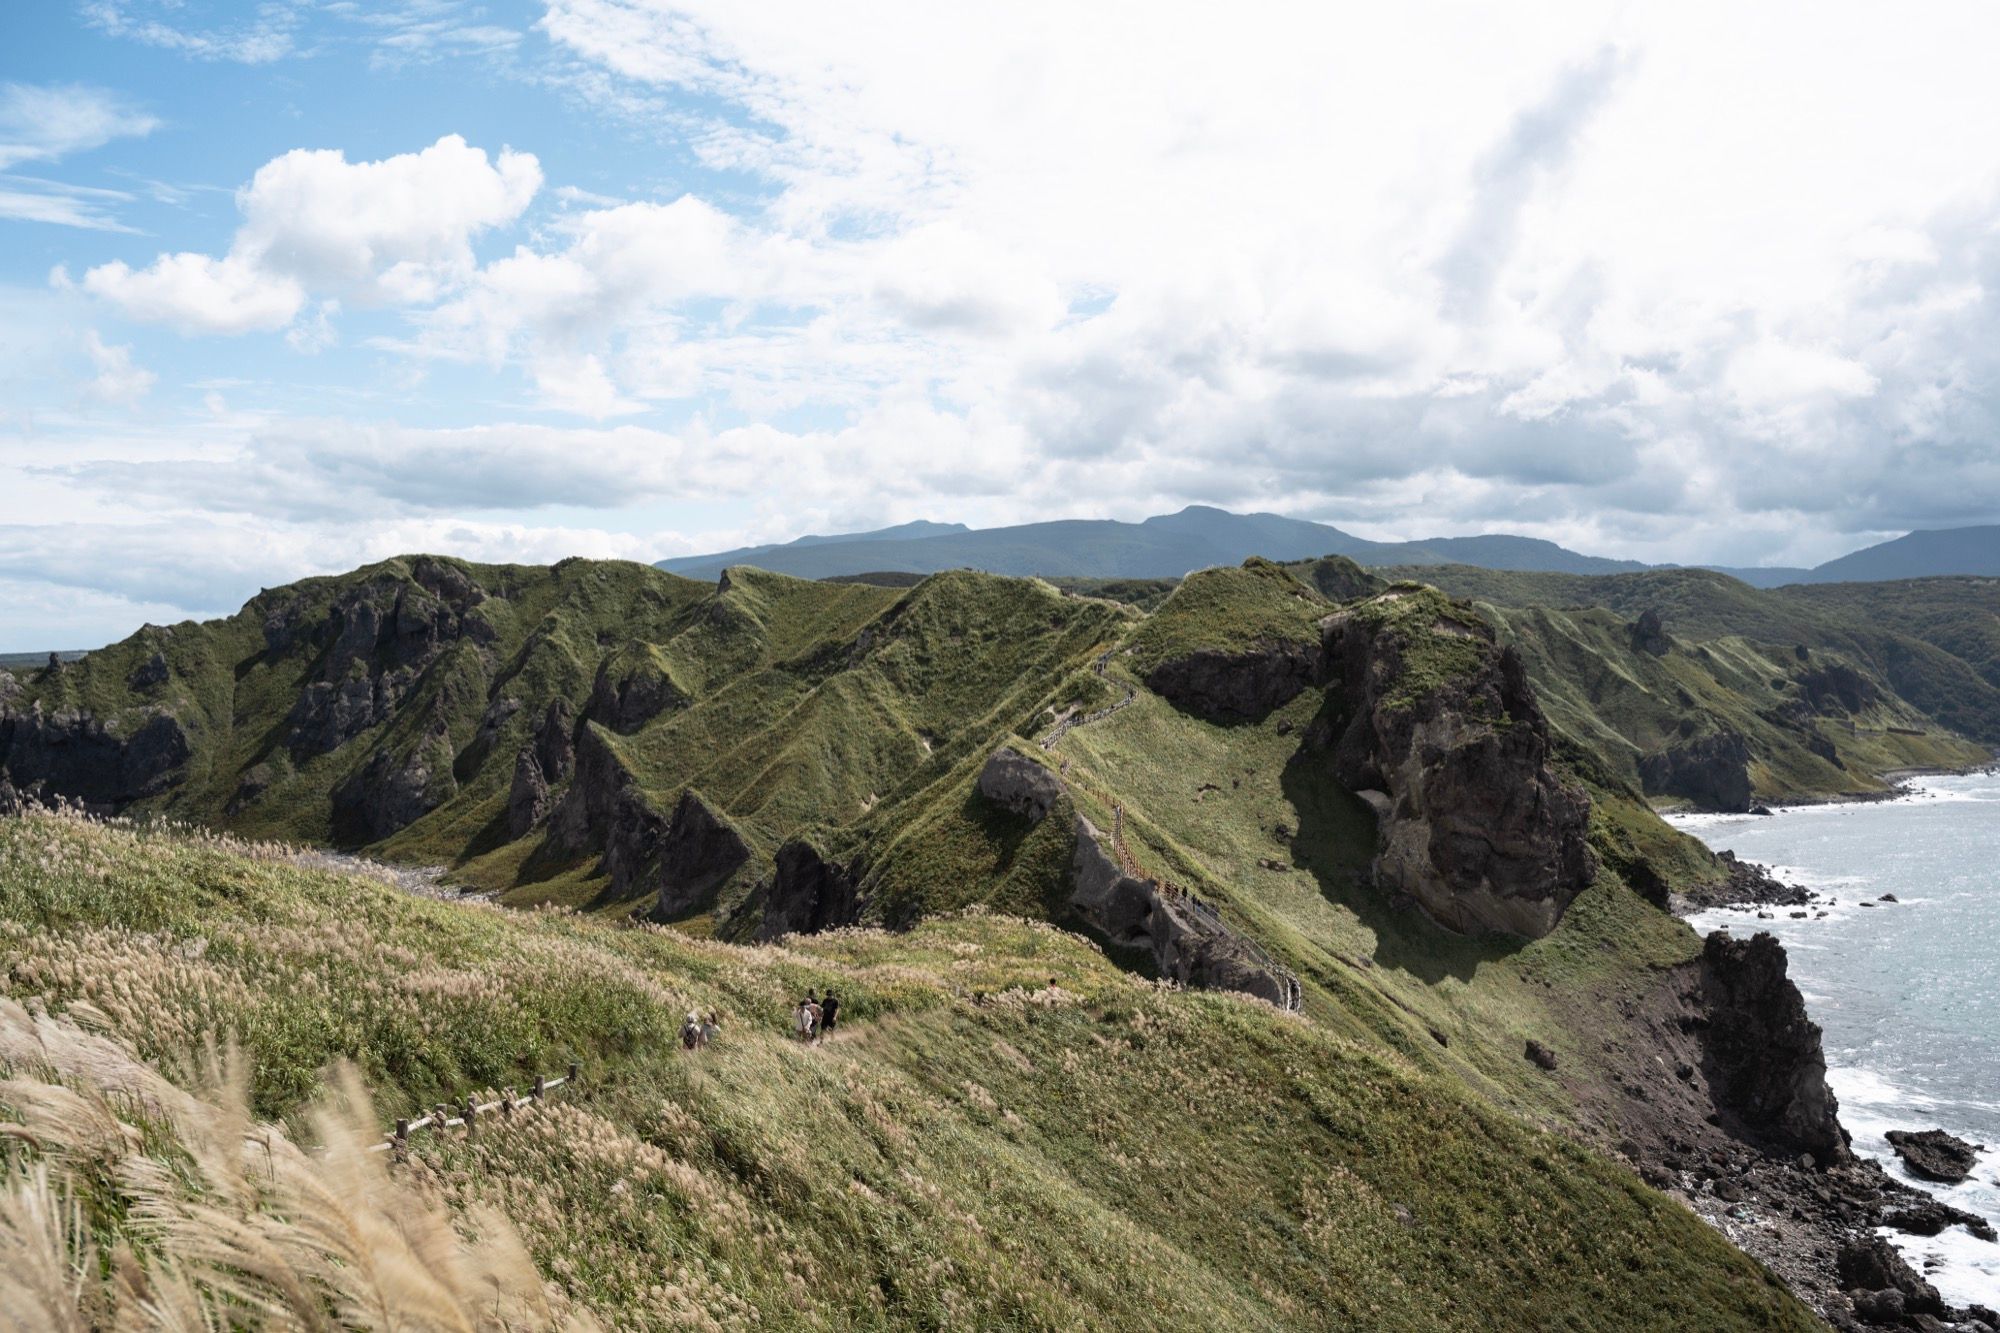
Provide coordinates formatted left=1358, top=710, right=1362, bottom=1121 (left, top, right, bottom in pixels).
left=1885, top=1127, right=1980, bottom=1184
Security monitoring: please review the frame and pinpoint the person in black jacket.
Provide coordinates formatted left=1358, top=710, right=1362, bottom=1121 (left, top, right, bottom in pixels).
left=820, top=990, right=840, bottom=1035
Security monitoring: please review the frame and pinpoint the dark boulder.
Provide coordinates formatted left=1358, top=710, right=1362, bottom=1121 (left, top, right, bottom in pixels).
left=1836, top=1236, right=1942, bottom=1316
left=1883, top=1195, right=1995, bottom=1241
left=756, top=840, right=863, bottom=940
left=1639, top=731, right=1754, bottom=813
left=1144, top=640, right=1321, bottom=722
left=1525, top=1039, right=1559, bottom=1071
left=1885, top=1128, right=1980, bottom=1184
left=1697, top=931, right=1848, bottom=1162
left=1314, top=594, right=1595, bottom=938
left=0, top=769, right=18, bottom=816
left=976, top=746, right=1065, bottom=823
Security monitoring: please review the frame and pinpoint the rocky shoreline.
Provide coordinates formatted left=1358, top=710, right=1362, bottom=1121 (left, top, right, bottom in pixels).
left=1652, top=802, right=1999, bottom=1330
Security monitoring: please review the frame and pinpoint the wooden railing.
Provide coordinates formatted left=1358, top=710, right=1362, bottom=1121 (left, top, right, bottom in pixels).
left=367, top=1061, right=579, bottom=1155
left=1039, top=649, right=1137, bottom=751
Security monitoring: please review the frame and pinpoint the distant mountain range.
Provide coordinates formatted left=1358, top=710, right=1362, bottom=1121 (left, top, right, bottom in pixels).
left=657, top=507, right=1997, bottom=587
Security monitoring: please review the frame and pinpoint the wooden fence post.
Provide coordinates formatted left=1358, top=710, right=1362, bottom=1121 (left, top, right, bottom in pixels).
left=462, top=1096, right=477, bottom=1133
left=568, top=1061, right=580, bottom=1086
left=532, top=1074, right=545, bottom=1101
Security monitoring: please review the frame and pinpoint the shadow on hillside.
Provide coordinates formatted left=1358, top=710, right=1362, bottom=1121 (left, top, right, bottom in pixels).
left=1278, top=730, right=1524, bottom=986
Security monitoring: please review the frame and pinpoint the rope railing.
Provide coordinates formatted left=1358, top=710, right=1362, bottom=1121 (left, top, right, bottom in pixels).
left=366, top=1061, right=580, bottom=1155
left=1039, top=648, right=1137, bottom=751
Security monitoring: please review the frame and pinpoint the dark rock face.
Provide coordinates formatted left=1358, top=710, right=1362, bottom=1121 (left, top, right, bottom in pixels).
left=0, top=770, right=19, bottom=816
left=1698, top=932, right=1848, bottom=1162
left=1144, top=640, right=1321, bottom=722
left=1883, top=1195, right=1995, bottom=1241
left=1798, top=662, right=1878, bottom=716
left=976, top=746, right=1064, bottom=823
left=1639, top=731, right=1753, bottom=813
left=506, top=747, right=551, bottom=839
left=550, top=730, right=748, bottom=911
left=1884, top=1128, right=1980, bottom=1184
left=0, top=704, right=192, bottom=812
left=504, top=699, right=577, bottom=840
left=330, top=719, right=457, bottom=845
left=1068, top=815, right=1295, bottom=1007
left=535, top=698, right=575, bottom=784
left=650, top=790, right=751, bottom=919
left=586, top=657, right=684, bottom=734
left=1837, top=1236, right=1942, bottom=1317
left=1631, top=608, right=1670, bottom=656
left=275, top=560, right=489, bottom=757
left=1315, top=600, right=1595, bottom=938
left=1525, top=1039, right=1559, bottom=1071
left=127, top=651, right=169, bottom=691
left=756, top=840, right=863, bottom=940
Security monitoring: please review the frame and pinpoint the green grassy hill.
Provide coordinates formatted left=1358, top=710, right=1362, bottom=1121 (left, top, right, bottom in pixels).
left=0, top=809, right=1813, bottom=1330
left=9, top=550, right=1991, bottom=1325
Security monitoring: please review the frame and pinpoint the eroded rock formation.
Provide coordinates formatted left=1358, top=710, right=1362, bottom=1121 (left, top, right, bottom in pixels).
left=1697, top=931, right=1848, bottom=1163
left=1144, top=640, right=1321, bottom=722
left=0, top=703, right=191, bottom=812
left=1884, top=1128, right=1980, bottom=1184
left=1315, top=594, right=1595, bottom=938
left=976, top=746, right=1064, bottom=822
left=586, top=656, right=685, bottom=734
left=1069, top=815, right=1294, bottom=1007
left=755, top=840, right=863, bottom=940
left=1639, top=731, right=1753, bottom=812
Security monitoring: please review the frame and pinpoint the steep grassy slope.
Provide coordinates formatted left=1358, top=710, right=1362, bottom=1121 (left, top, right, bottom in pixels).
left=1382, top=564, right=1999, bottom=802
left=0, top=809, right=1814, bottom=1331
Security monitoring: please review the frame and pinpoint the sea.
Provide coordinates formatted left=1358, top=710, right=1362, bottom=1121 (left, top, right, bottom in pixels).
left=1675, top=771, right=2000, bottom=1308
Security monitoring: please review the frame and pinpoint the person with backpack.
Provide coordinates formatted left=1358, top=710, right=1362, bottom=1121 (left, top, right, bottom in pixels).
left=681, top=1012, right=703, bottom=1050
left=819, top=990, right=840, bottom=1035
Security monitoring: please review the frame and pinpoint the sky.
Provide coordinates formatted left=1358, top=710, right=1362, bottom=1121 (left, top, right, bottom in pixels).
left=3, top=1, right=2000, bottom=649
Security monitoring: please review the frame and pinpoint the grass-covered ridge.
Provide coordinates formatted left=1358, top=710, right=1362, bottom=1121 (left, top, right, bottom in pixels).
left=0, top=809, right=1814, bottom=1331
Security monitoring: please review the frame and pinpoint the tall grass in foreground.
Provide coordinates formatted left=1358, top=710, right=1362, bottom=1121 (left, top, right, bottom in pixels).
left=0, top=995, right=594, bottom=1330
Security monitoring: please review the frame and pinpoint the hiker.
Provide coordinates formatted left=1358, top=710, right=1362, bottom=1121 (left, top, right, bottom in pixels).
left=795, top=994, right=817, bottom=1042
left=681, top=1012, right=703, bottom=1051
left=701, top=1011, right=722, bottom=1045
left=807, top=994, right=824, bottom=1044
left=819, top=990, right=839, bottom=1035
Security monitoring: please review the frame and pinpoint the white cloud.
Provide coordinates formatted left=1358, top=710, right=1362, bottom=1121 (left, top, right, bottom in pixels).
left=81, top=252, right=305, bottom=335
left=0, top=83, right=158, bottom=170
left=80, top=331, right=154, bottom=404
left=77, top=135, right=540, bottom=333
left=80, top=1, right=303, bottom=64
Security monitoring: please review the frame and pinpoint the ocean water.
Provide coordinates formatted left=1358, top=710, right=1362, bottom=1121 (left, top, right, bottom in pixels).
left=1677, top=772, right=2000, bottom=1307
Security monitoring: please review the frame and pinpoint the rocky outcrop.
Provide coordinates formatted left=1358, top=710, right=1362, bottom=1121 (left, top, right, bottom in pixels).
left=330, top=718, right=457, bottom=845
left=755, top=840, right=863, bottom=940
left=274, top=559, right=490, bottom=757
left=506, top=747, right=552, bottom=839
left=0, top=770, right=19, bottom=816
left=585, top=656, right=685, bottom=734
left=127, top=650, right=169, bottom=691
left=1068, top=815, right=1294, bottom=1007
left=1144, top=640, right=1320, bottom=722
left=1314, top=595, right=1595, bottom=938
left=1631, top=608, right=1670, bottom=656
left=504, top=699, right=576, bottom=839
left=976, top=746, right=1064, bottom=822
left=1797, top=662, right=1878, bottom=716
left=1837, top=1236, right=1943, bottom=1320
left=1697, top=931, right=1848, bottom=1163
left=1884, top=1128, right=1980, bottom=1184
left=0, top=703, right=192, bottom=812
left=548, top=729, right=748, bottom=912
left=1638, top=730, right=1754, bottom=813
left=649, top=790, right=751, bottom=919
left=534, top=698, right=575, bottom=783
